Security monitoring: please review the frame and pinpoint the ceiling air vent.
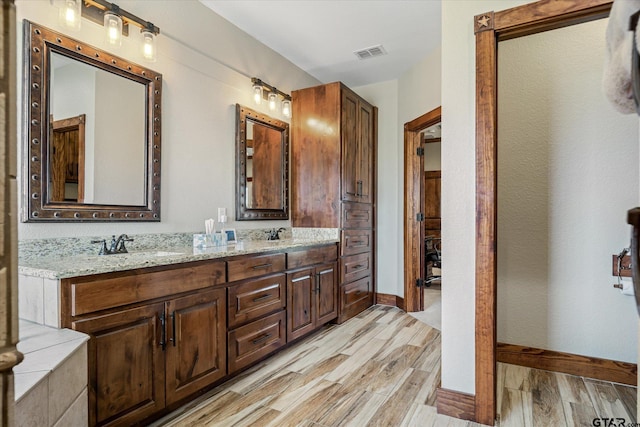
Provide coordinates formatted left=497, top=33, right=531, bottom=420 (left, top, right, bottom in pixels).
left=354, top=44, right=387, bottom=60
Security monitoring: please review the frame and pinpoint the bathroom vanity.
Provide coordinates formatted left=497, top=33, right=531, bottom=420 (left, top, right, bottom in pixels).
left=19, top=233, right=339, bottom=426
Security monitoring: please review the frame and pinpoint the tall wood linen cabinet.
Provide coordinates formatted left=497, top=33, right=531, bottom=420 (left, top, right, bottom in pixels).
left=291, top=82, right=377, bottom=323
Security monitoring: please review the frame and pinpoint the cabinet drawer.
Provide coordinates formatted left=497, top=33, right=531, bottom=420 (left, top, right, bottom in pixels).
left=340, top=252, right=372, bottom=284
left=68, top=261, right=226, bottom=316
left=287, top=244, right=338, bottom=269
left=228, top=273, right=286, bottom=328
left=341, top=202, right=373, bottom=229
left=228, top=310, right=286, bottom=373
left=340, top=276, right=373, bottom=321
left=341, top=230, right=372, bottom=256
left=342, top=276, right=372, bottom=308
left=228, top=253, right=286, bottom=282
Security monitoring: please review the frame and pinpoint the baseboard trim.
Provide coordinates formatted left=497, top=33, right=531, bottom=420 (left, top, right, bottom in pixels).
left=436, top=388, right=476, bottom=422
left=375, top=293, right=405, bottom=310
left=496, top=343, right=637, bottom=386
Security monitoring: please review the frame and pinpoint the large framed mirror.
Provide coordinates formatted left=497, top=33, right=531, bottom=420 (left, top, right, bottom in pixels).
left=235, top=104, right=289, bottom=220
left=22, top=20, right=162, bottom=222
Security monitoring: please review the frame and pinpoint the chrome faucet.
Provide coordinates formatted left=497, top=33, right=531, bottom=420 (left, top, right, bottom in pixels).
left=91, top=234, right=134, bottom=255
left=266, top=228, right=286, bottom=241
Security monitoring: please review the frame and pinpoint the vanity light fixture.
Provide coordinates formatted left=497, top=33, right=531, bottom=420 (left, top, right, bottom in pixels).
left=268, top=91, right=278, bottom=111
left=104, top=8, right=123, bottom=47
left=281, top=99, right=292, bottom=118
left=59, top=0, right=82, bottom=31
left=251, top=77, right=292, bottom=118
left=52, top=0, right=161, bottom=62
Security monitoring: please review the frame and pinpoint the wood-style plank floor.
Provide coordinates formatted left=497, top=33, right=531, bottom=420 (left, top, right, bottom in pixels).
left=152, top=305, right=637, bottom=426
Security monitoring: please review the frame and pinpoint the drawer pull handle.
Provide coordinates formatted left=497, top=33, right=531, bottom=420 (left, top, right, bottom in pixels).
left=253, top=294, right=271, bottom=302
left=355, top=290, right=362, bottom=295
left=159, top=313, right=166, bottom=351
left=292, top=275, right=311, bottom=283
left=252, top=333, right=272, bottom=345
left=170, top=311, right=176, bottom=347
left=351, top=264, right=365, bottom=270
left=350, top=240, right=365, bottom=246
left=252, top=263, right=272, bottom=270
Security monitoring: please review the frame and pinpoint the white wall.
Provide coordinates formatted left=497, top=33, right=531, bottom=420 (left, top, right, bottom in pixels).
left=497, top=18, right=638, bottom=363
left=93, top=70, right=145, bottom=205
left=17, top=0, right=320, bottom=240
left=441, top=0, right=531, bottom=395
left=424, top=142, right=441, bottom=171
left=355, top=47, right=442, bottom=298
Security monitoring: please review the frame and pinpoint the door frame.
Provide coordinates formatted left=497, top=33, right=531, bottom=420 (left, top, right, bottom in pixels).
left=473, top=1, right=612, bottom=424
left=404, top=106, right=441, bottom=312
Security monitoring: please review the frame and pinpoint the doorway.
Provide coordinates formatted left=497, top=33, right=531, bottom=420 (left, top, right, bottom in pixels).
left=403, top=106, right=441, bottom=313
left=474, top=1, right=614, bottom=425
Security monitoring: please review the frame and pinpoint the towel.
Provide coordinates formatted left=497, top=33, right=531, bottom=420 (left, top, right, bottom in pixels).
left=603, top=0, right=640, bottom=114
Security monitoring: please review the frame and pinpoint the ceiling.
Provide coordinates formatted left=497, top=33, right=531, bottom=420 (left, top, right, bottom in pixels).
left=199, top=0, right=442, bottom=88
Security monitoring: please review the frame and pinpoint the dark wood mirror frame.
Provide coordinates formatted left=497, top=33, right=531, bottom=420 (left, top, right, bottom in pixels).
left=235, top=104, right=289, bottom=220
left=473, top=1, right=612, bottom=425
left=22, top=20, right=162, bottom=222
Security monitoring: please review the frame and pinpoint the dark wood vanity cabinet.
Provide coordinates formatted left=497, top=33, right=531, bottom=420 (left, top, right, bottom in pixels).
left=287, top=261, right=338, bottom=341
left=292, top=82, right=377, bottom=323
left=64, top=262, right=227, bottom=427
left=60, top=244, right=338, bottom=426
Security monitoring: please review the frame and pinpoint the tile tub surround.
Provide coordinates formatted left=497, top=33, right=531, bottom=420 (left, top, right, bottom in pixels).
left=15, top=320, right=89, bottom=427
left=18, top=228, right=339, bottom=279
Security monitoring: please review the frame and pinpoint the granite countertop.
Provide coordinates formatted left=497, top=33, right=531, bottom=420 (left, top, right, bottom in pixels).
left=19, top=237, right=339, bottom=280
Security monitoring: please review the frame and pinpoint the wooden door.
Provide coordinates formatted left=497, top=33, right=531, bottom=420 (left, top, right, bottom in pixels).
left=315, top=262, right=338, bottom=324
left=49, top=114, right=85, bottom=202
left=287, top=268, right=315, bottom=341
left=251, top=124, right=283, bottom=209
left=357, top=101, right=374, bottom=203
left=72, top=303, right=165, bottom=426
left=341, top=89, right=359, bottom=202
left=165, top=288, right=227, bottom=405
left=424, top=170, right=441, bottom=238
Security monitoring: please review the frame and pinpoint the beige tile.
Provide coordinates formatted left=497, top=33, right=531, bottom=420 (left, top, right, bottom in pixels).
left=53, top=387, right=87, bottom=427
left=14, top=371, right=48, bottom=402
left=585, top=378, right=634, bottom=421
left=43, top=278, right=60, bottom=328
left=15, top=375, right=48, bottom=427
left=18, top=274, right=44, bottom=325
left=48, top=343, right=87, bottom=424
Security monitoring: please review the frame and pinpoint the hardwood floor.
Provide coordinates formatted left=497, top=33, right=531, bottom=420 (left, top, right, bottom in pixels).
left=152, top=305, right=637, bottom=427
left=496, top=362, right=637, bottom=427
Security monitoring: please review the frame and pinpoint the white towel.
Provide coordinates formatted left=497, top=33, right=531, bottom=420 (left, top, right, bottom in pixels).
left=603, top=0, right=640, bottom=114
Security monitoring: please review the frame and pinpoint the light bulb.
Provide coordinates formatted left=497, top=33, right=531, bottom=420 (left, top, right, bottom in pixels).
left=59, top=0, right=81, bottom=31
left=253, top=84, right=263, bottom=105
left=268, top=92, right=278, bottom=111
left=141, top=30, right=156, bottom=62
left=282, top=99, right=291, bottom=118
left=104, top=12, right=122, bottom=48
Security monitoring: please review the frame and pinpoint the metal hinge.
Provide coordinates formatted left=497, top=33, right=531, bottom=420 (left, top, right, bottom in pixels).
left=416, top=146, right=424, bottom=156
left=416, top=212, right=425, bottom=221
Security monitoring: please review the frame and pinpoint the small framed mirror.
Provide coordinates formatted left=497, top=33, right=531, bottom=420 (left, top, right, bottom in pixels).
left=22, top=20, right=162, bottom=222
left=236, top=104, right=289, bottom=220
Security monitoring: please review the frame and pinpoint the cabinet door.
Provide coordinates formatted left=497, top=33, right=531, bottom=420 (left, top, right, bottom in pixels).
left=72, top=303, right=165, bottom=427
left=165, top=288, right=227, bottom=405
left=315, top=262, right=338, bottom=325
left=341, top=90, right=359, bottom=202
left=357, top=100, right=374, bottom=203
left=287, top=268, right=315, bottom=341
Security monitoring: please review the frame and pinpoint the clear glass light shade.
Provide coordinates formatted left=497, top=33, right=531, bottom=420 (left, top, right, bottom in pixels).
left=281, top=99, right=291, bottom=118
left=104, top=12, right=123, bottom=48
left=59, top=0, right=81, bottom=31
left=141, top=30, right=157, bottom=62
left=253, top=84, right=263, bottom=105
left=268, top=92, right=278, bottom=111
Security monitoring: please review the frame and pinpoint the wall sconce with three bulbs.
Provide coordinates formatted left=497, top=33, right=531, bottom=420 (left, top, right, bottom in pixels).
left=251, top=78, right=292, bottom=118
left=53, top=0, right=160, bottom=62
